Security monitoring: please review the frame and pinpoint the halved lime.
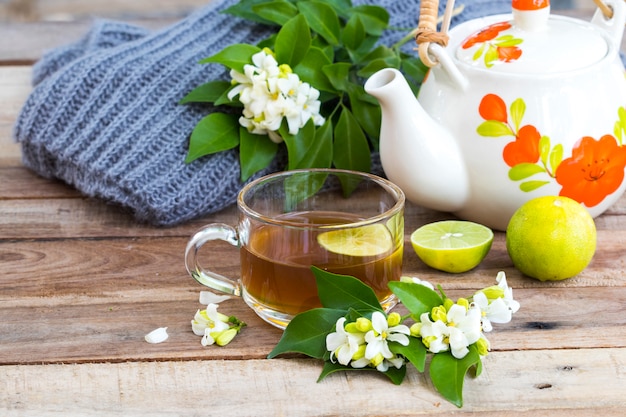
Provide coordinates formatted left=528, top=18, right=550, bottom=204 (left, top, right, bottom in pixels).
left=410, top=220, right=493, bottom=273
left=317, top=224, right=393, bottom=257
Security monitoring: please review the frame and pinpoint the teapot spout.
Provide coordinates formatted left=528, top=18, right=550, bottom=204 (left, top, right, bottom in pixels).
left=365, top=68, right=469, bottom=213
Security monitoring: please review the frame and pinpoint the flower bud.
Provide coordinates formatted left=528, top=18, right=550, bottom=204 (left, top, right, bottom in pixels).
left=443, top=298, right=454, bottom=311
left=387, top=312, right=402, bottom=327
left=457, top=298, right=470, bottom=311
left=431, top=305, right=447, bottom=323
left=261, top=47, right=276, bottom=57
left=344, top=322, right=360, bottom=334
left=410, top=322, right=422, bottom=337
left=370, top=353, right=385, bottom=368
left=422, top=335, right=437, bottom=349
left=352, top=344, right=366, bottom=361
left=481, top=285, right=505, bottom=301
left=355, top=317, right=372, bottom=333
left=476, top=337, right=491, bottom=356
left=213, top=328, right=238, bottom=346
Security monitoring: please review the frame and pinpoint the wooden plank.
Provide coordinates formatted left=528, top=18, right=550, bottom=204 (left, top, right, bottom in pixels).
left=0, top=8, right=621, bottom=65
left=0, top=167, right=80, bottom=198
left=0, top=0, right=211, bottom=23
left=0, top=66, right=30, bottom=167
left=1, top=349, right=625, bottom=416
left=1, top=231, right=625, bottom=364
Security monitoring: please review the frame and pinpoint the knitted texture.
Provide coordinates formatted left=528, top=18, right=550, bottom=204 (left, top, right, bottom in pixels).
left=14, top=0, right=511, bottom=226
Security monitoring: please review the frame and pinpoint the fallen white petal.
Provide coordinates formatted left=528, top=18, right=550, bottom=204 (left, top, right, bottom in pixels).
left=145, top=327, right=169, bottom=344
left=199, top=291, right=232, bottom=305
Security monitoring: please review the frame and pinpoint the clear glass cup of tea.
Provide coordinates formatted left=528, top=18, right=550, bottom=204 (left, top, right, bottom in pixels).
left=185, top=169, right=405, bottom=329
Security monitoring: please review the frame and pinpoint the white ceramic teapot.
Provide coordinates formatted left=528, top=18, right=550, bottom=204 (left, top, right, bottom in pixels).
left=365, top=0, right=626, bottom=230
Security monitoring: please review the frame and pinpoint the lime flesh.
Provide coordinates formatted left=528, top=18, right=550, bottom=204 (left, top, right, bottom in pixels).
left=317, top=224, right=393, bottom=257
left=411, top=220, right=494, bottom=273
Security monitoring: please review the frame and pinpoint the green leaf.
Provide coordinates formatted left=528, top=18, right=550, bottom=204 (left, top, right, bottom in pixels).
left=295, top=121, right=334, bottom=169
left=346, top=84, right=381, bottom=147
left=214, top=86, right=239, bottom=107
left=508, top=163, right=545, bottom=181
left=275, top=14, right=311, bottom=67
left=333, top=107, right=372, bottom=173
left=324, top=0, right=352, bottom=16
left=298, top=1, right=341, bottom=46
left=199, top=44, right=261, bottom=73
left=429, top=346, right=482, bottom=408
left=383, top=363, right=407, bottom=385
left=389, top=338, right=427, bottom=372
left=549, top=143, right=563, bottom=174
left=252, top=0, right=298, bottom=26
left=509, top=98, right=525, bottom=133
left=317, top=361, right=353, bottom=381
left=357, top=54, right=401, bottom=78
left=185, top=113, right=240, bottom=163
left=342, top=14, right=366, bottom=51
left=476, top=120, right=513, bottom=137
left=282, top=119, right=332, bottom=170
left=293, top=47, right=336, bottom=93
left=323, top=62, right=352, bottom=92
left=520, top=180, right=550, bottom=192
left=312, top=267, right=383, bottom=313
left=179, top=81, right=231, bottom=104
left=238, top=128, right=278, bottom=182
left=400, top=56, right=428, bottom=86
left=388, top=281, right=443, bottom=318
left=352, top=5, right=389, bottom=37
left=282, top=170, right=328, bottom=212
left=317, top=361, right=406, bottom=385
left=223, top=0, right=283, bottom=24
left=267, top=308, right=347, bottom=359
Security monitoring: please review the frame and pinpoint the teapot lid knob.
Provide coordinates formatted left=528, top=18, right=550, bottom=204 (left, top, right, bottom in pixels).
left=512, top=0, right=550, bottom=31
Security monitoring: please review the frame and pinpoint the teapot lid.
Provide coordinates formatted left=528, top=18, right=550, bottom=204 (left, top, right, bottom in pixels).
left=455, top=0, right=609, bottom=73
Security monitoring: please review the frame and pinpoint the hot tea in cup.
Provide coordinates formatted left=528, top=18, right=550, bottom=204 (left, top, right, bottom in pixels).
left=185, top=169, right=405, bottom=328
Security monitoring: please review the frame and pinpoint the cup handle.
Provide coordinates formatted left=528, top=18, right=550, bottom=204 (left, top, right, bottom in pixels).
left=184, top=223, right=242, bottom=296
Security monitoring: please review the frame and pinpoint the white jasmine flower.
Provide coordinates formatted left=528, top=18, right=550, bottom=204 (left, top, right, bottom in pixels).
left=473, top=271, right=520, bottom=332
left=418, top=303, right=482, bottom=359
left=446, top=304, right=482, bottom=359
left=227, top=48, right=325, bottom=138
left=418, top=312, right=449, bottom=353
left=191, top=303, right=230, bottom=337
left=326, top=317, right=365, bottom=366
left=363, top=311, right=410, bottom=362
left=496, top=271, right=521, bottom=314
left=472, top=292, right=511, bottom=332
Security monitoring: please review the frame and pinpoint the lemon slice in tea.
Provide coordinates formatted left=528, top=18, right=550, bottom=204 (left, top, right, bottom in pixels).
left=317, top=224, right=393, bottom=257
left=410, top=220, right=493, bottom=273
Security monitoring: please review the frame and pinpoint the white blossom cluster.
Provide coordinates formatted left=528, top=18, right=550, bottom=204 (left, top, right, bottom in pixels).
left=227, top=48, right=325, bottom=143
left=326, top=272, right=520, bottom=370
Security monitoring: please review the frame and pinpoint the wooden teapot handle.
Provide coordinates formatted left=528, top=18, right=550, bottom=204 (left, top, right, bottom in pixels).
left=415, top=0, right=453, bottom=67
left=593, top=0, right=614, bottom=19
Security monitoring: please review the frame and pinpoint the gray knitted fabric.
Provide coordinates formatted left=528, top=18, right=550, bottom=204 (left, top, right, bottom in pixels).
left=14, top=0, right=511, bottom=226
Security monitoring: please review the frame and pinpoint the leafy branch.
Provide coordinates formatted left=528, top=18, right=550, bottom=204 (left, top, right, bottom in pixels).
left=268, top=268, right=519, bottom=408
left=181, top=0, right=426, bottom=181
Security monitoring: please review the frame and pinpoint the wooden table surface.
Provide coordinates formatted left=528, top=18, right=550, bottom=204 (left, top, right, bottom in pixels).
left=1, top=2, right=625, bottom=416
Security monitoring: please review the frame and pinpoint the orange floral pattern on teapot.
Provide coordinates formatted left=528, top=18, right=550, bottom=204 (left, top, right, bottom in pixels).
left=461, top=22, right=523, bottom=68
left=478, top=93, right=626, bottom=207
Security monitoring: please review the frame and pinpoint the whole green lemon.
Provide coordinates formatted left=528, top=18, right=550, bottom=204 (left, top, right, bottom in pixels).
left=506, top=196, right=596, bottom=281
